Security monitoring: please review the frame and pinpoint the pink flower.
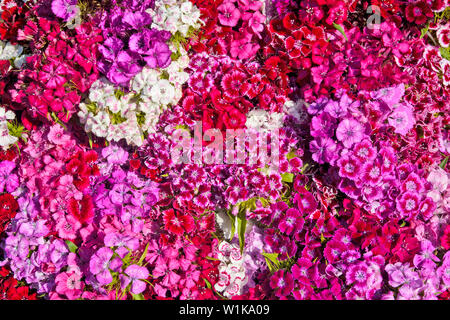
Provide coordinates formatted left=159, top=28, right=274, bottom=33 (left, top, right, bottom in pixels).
left=56, top=213, right=81, bottom=240
left=388, top=104, right=415, bottom=136
left=243, top=11, right=265, bottom=34
left=48, top=124, right=71, bottom=145
left=218, top=2, right=241, bottom=27
left=230, top=36, right=259, bottom=60
left=55, top=271, right=84, bottom=300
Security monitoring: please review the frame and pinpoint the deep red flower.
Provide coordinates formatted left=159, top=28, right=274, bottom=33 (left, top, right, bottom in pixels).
left=163, top=209, right=195, bottom=236
left=68, top=195, right=94, bottom=224
left=0, top=193, right=18, bottom=221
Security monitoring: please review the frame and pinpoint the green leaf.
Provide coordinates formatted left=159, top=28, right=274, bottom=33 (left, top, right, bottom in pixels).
left=281, top=172, right=294, bottom=183
left=226, top=209, right=236, bottom=240
left=262, top=252, right=280, bottom=272
left=138, top=242, right=150, bottom=265
left=286, top=150, right=297, bottom=160
left=65, top=240, right=78, bottom=253
left=203, top=277, right=212, bottom=289
left=420, top=22, right=430, bottom=39
left=114, top=89, right=125, bottom=100
left=237, top=207, right=247, bottom=254
left=131, top=293, right=145, bottom=300
left=333, top=23, right=347, bottom=41
left=440, top=156, right=449, bottom=169
left=204, top=256, right=220, bottom=261
left=262, top=252, right=279, bottom=264
left=440, top=46, right=450, bottom=61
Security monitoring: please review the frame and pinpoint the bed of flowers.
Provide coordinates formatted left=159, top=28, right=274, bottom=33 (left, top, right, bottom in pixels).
left=0, top=0, right=449, bottom=300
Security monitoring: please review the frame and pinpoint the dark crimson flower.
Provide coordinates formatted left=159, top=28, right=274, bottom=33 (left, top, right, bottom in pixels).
left=405, top=1, right=433, bottom=25
left=441, top=225, right=450, bottom=250
left=282, top=12, right=301, bottom=31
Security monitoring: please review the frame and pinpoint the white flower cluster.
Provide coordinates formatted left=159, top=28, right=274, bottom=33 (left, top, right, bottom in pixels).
left=283, top=99, right=310, bottom=124
left=214, top=241, right=248, bottom=298
left=0, top=41, right=28, bottom=68
left=245, top=108, right=284, bottom=131
left=0, top=107, right=18, bottom=150
left=146, top=0, right=202, bottom=37
left=78, top=50, right=190, bottom=146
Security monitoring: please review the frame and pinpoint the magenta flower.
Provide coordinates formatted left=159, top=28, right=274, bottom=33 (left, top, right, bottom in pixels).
left=143, top=41, right=171, bottom=69
left=361, top=162, right=382, bottom=186
left=337, top=155, right=361, bottom=180
left=396, top=192, right=420, bottom=219
left=278, top=208, right=304, bottom=236
left=346, top=262, right=370, bottom=291
left=0, top=161, right=19, bottom=193
left=89, top=247, right=114, bottom=285
left=269, top=270, right=294, bottom=298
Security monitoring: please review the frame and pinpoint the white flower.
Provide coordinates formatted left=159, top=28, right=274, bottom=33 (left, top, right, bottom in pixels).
left=13, top=54, right=29, bottom=68
left=0, top=107, right=16, bottom=121
left=0, top=128, right=18, bottom=149
left=0, top=42, right=23, bottom=60
left=150, top=79, right=175, bottom=105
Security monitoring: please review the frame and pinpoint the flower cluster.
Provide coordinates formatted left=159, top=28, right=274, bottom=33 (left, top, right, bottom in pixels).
left=0, top=0, right=449, bottom=301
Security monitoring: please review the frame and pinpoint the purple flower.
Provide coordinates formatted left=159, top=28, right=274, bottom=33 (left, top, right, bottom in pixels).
left=109, top=51, right=143, bottom=85
left=144, top=41, right=172, bottom=69
left=4, top=235, right=30, bottom=261
left=310, top=112, right=337, bottom=138
left=89, top=247, right=114, bottom=285
left=98, top=37, right=124, bottom=62
left=336, top=118, right=366, bottom=148
left=18, top=219, right=49, bottom=238
left=120, top=264, right=149, bottom=294
left=123, top=11, right=152, bottom=30
left=307, top=97, right=328, bottom=115
left=121, top=0, right=155, bottom=11
left=310, top=137, right=338, bottom=164
left=109, top=183, right=131, bottom=205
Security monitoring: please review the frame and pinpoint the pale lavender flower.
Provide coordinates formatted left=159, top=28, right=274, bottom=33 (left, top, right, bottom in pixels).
left=336, top=118, right=366, bottom=148
left=120, top=264, right=149, bottom=294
